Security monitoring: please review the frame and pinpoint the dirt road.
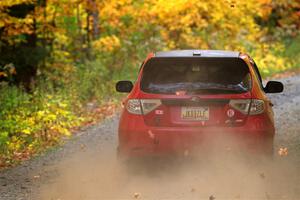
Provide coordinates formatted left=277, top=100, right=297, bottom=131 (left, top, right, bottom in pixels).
left=1, top=75, right=300, bottom=200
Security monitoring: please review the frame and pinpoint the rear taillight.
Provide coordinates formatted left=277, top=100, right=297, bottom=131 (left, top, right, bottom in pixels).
left=249, top=99, right=265, bottom=115
left=229, top=99, right=251, bottom=114
left=229, top=99, right=264, bottom=115
left=126, top=99, right=142, bottom=114
left=140, top=99, right=162, bottom=114
left=126, top=99, right=161, bottom=115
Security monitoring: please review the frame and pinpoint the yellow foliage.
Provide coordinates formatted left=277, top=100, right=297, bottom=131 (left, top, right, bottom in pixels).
left=0, top=0, right=35, bottom=8
left=0, top=72, right=7, bottom=77
left=147, top=0, right=267, bottom=49
left=92, top=35, right=121, bottom=52
left=22, top=129, right=31, bottom=135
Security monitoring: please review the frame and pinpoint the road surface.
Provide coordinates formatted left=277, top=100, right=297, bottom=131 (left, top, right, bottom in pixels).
left=1, top=74, right=300, bottom=200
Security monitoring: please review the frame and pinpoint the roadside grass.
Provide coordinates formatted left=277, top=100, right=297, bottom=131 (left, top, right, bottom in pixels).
left=0, top=86, right=118, bottom=169
left=0, top=60, right=121, bottom=168
left=264, top=35, right=300, bottom=77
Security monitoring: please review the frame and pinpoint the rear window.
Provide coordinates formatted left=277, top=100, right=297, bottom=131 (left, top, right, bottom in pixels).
left=141, top=57, right=251, bottom=94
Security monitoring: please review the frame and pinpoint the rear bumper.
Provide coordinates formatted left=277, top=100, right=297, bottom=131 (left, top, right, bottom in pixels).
left=118, top=113, right=275, bottom=158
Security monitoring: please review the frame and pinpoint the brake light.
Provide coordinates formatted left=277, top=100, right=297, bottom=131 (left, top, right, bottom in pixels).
left=126, top=99, right=161, bottom=115
left=229, top=99, right=264, bottom=115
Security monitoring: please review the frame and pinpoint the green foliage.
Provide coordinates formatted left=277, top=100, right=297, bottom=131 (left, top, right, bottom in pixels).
left=74, top=59, right=111, bottom=102
left=0, top=84, right=81, bottom=165
left=284, top=35, right=300, bottom=68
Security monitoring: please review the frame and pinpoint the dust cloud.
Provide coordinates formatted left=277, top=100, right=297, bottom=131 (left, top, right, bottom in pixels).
left=38, top=135, right=300, bottom=200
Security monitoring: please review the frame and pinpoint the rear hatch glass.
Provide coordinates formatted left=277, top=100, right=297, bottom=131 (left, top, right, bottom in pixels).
left=140, top=57, right=251, bottom=127
left=141, top=57, right=251, bottom=95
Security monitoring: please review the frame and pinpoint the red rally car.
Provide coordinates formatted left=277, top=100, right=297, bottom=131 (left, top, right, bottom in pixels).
left=116, top=50, right=283, bottom=159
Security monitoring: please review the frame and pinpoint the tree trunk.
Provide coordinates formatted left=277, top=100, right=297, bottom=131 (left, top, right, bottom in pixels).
left=90, top=0, right=99, bottom=39
left=86, top=9, right=91, bottom=59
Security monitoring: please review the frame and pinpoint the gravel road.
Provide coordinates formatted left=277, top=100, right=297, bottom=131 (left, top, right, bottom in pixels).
left=1, top=75, right=300, bottom=200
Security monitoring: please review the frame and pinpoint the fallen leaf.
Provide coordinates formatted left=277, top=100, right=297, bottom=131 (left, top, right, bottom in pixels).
left=133, top=192, right=140, bottom=199
left=80, top=144, right=86, bottom=150
left=33, top=175, right=40, bottom=179
left=278, top=147, right=288, bottom=156
left=259, top=173, right=265, bottom=179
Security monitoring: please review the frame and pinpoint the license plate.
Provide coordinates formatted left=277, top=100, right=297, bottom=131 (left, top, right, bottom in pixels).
left=181, top=107, right=209, bottom=121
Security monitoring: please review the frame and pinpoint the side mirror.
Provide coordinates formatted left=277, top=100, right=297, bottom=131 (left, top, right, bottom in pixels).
left=116, top=80, right=133, bottom=93
left=264, top=81, right=283, bottom=93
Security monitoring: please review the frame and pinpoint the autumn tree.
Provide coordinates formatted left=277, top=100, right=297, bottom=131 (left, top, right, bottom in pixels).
left=0, top=0, right=49, bottom=89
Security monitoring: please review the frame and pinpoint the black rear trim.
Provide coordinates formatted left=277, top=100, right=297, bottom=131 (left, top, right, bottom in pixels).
left=155, top=50, right=240, bottom=58
left=161, top=99, right=230, bottom=106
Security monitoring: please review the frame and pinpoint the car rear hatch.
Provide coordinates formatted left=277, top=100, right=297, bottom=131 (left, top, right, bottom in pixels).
left=138, top=57, right=253, bottom=127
